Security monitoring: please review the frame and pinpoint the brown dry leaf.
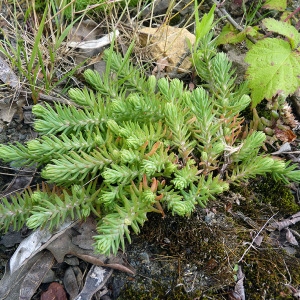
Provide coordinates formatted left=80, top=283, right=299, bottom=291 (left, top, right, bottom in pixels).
left=45, top=218, right=135, bottom=274
left=0, top=101, right=17, bottom=123
left=152, top=57, right=169, bottom=75
left=9, top=220, right=77, bottom=274
left=19, top=251, right=55, bottom=300
left=0, top=93, right=25, bottom=124
left=68, top=19, right=103, bottom=44
left=138, top=25, right=195, bottom=73
left=274, top=128, right=297, bottom=142
left=40, top=282, right=67, bottom=300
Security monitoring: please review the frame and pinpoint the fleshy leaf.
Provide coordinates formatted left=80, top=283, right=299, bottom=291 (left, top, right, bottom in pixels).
left=263, top=18, right=300, bottom=49
left=245, top=38, right=300, bottom=107
left=263, top=0, right=287, bottom=11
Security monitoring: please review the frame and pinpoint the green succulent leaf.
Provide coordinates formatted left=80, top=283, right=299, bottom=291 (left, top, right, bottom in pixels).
left=0, top=29, right=299, bottom=256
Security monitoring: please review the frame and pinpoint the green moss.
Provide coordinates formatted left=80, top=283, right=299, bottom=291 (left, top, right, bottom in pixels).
left=232, top=177, right=299, bottom=216
left=119, top=283, right=202, bottom=300
left=255, top=178, right=299, bottom=215
left=243, top=246, right=300, bottom=299
left=118, top=179, right=300, bottom=299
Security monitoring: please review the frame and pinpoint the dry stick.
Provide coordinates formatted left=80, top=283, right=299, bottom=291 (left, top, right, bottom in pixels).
left=238, top=213, right=277, bottom=263
left=19, top=90, right=80, bottom=107
left=283, top=7, right=300, bottom=23
left=168, top=50, right=192, bottom=79
left=283, top=6, right=300, bottom=30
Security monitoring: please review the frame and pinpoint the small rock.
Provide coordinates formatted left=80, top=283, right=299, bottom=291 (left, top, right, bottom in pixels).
left=40, top=282, right=67, bottom=300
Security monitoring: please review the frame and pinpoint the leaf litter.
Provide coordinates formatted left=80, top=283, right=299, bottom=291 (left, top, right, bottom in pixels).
left=0, top=216, right=134, bottom=300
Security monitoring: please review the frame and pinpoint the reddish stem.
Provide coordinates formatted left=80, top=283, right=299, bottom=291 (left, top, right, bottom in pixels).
left=283, top=7, right=300, bottom=23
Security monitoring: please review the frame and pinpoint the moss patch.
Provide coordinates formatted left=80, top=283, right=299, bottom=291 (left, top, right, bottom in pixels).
left=117, top=177, right=300, bottom=298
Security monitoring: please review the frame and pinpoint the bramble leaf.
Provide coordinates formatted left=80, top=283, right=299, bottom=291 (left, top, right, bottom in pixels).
left=263, top=18, right=300, bottom=49
left=263, top=0, right=287, bottom=11
left=245, top=38, right=300, bottom=107
left=216, top=23, right=259, bottom=45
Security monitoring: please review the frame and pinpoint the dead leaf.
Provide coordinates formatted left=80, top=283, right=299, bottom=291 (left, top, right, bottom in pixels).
left=0, top=101, right=17, bottom=123
left=40, top=282, right=67, bottom=300
left=138, top=26, right=195, bottom=73
left=71, top=217, right=97, bottom=250
left=68, top=19, right=103, bottom=43
left=66, top=19, right=108, bottom=65
left=152, top=57, right=168, bottom=75
left=19, top=251, right=55, bottom=300
left=67, top=30, right=119, bottom=49
left=0, top=251, right=44, bottom=300
left=9, top=220, right=77, bottom=274
left=0, top=93, right=26, bottom=123
left=0, top=56, right=19, bottom=88
left=63, top=267, right=81, bottom=300
left=271, top=211, right=300, bottom=231
left=271, top=142, right=291, bottom=155
left=74, top=266, right=112, bottom=300
left=46, top=219, right=135, bottom=274
left=230, top=265, right=245, bottom=300
left=285, top=228, right=298, bottom=246
left=0, top=167, right=36, bottom=199
left=274, top=128, right=296, bottom=142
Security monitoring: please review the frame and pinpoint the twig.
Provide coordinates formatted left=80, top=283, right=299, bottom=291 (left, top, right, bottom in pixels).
left=20, top=90, right=80, bottom=107
left=238, top=213, right=277, bottom=263
left=211, top=0, right=257, bottom=44
left=168, top=49, right=192, bottom=78
left=283, top=7, right=300, bottom=24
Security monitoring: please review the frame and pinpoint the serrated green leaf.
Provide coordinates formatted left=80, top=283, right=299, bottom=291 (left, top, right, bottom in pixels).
left=263, top=0, right=287, bottom=11
left=245, top=38, right=300, bottom=107
left=217, top=24, right=261, bottom=46
left=263, top=18, right=300, bottom=49
left=216, top=23, right=246, bottom=45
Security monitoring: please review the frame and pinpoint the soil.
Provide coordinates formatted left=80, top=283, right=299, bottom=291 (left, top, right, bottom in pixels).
left=0, top=1, right=300, bottom=299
